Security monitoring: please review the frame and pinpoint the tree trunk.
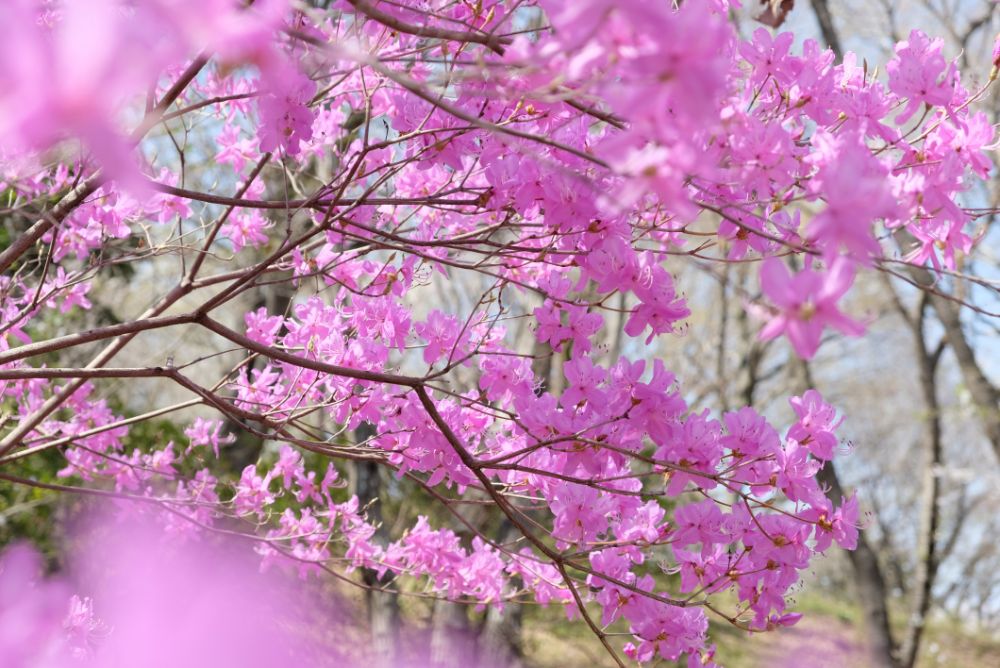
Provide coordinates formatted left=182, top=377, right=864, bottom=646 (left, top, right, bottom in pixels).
left=896, top=229, right=1000, bottom=460
left=353, top=423, right=399, bottom=668
left=430, top=600, right=473, bottom=667
left=219, top=284, right=294, bottom=472
left=809, top=0, right=843, bottom=57
left=796, top=359, right=900, bottom=668
left=899, top=300, right=945, bottom=668
left=478, top=604, right=523, bottom=668
left=816, top=462, right=901, bottom=668
left=364, top=579, right=400, bottom=668
left=478, top=521, right=524, bottom=668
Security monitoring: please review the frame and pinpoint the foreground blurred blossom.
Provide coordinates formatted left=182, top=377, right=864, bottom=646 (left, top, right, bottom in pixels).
left=0, top=513, right=349, bottom=667
left=0, top=0, right=159, bottom=189
left=0, top=545, right=72, bottom=666
left=0, top=510, right=519, bottom=667
left=0, top=0, right=295, bottom=188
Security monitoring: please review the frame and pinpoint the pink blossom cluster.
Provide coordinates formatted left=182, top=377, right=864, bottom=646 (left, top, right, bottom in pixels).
left=0, top=1, right=996, bottom=666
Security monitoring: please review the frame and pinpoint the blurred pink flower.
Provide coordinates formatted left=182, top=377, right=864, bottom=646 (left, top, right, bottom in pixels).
left=758, top=257, right=864, bottom=359
left=0, top=509, right=521, bottom=667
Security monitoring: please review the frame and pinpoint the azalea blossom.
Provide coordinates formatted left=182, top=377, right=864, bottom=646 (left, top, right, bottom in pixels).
left=759, top=257, right=864, bottom=358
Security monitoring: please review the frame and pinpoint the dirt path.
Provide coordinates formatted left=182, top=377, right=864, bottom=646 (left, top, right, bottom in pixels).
left=752, top=616, right=873, bottom=667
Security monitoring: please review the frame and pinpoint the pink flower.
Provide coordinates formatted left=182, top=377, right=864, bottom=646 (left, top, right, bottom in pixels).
left=184, top=417, right=234, bottom=458
left=221, top=209, right=270, bottom=253
left=532, top=296, right=604, bottom=353
left=887, top=30, right=960, bottom=123
left=674, top=546, right=729, bottom=594
left=788, top=389, right=842, bottom=460
left=655, top=410, right=722, bottom=496
left=739, top=29, right=799, bottom=85
left=273, top=445, right=304, bottom=489
left=758, top=257, right=864, bottom=358
left=42, top=268, right=92, bottom=313
left=216, top=123, right=258, bottom=174
left=775, top=439, right=821, bottom=504
left=905, top=217, right=974, bottom=272
left=415, top=310, right=463, bottom=365
left=562, top=356, right=607, bottom=409
left=626, top=261, right=690, bottom=344
left=549, top=483, right=613, bottom=546
left=258, top=68, right=316, bottom=156
left=806, top=132, right=898, bottom=263
left=244, top=307, right=285, bottom=347
left=63, top=595, right=107, bottom=660
left=233, top=465, right=275, bottom=517
left=672, top=500, right=727, bottom=548
left=721, top=407, right=781, bottom=460
left=803, top=493, right=860, bottom=552
left=0, top=544, right=72, bottom=665
left=0, top=0, right=157, bottom=191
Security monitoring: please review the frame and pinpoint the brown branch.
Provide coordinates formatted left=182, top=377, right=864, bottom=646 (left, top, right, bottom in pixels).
left=346, top=0, right=512, bottom=55
left=197, top=316, right=422, bottom=388
left=150, top=181, right=483, bottom=210
left=0, top=314, right=197, bottom=367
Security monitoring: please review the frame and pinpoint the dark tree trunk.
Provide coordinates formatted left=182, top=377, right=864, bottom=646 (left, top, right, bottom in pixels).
left=809, top=0, right=843, bottom=57
left=430, top=600, right=473, bottom=667
left=899, top=299, right=945, bottom=668
left=796, top=359, right=900, bottom=668
left=817, top=462, right=901, bottom=668
left=353, top=423, right=400, bottom=668
left=478, top=522, right=524, bottom=668
left=219, top=284, right=294, bottom=472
